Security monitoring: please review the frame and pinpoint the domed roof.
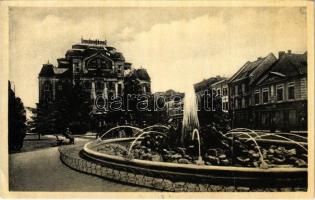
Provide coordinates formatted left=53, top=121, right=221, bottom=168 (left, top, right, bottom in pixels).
left=135, top=68, right=150, bottom=81
left=66, top=49, right=83, bottom=57
left=111, top=52, right=125, bottom=61
left=39, top=63, right=54, bottom=77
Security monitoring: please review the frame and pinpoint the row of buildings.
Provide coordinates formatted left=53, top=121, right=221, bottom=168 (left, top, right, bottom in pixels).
left=208, top=50, right=307, bottom=131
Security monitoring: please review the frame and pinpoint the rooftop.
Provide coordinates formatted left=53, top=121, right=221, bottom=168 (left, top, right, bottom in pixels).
left=256, top=51, right=307, bottom=86
left=228, top=53, right=277, bottom=85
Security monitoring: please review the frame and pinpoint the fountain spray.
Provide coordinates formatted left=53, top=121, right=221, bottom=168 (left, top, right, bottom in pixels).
left=181, top=84, right=200, bottom=147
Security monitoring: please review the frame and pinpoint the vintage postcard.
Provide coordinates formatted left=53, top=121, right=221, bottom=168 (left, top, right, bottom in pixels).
left=0, top=0, right=314, bottom=199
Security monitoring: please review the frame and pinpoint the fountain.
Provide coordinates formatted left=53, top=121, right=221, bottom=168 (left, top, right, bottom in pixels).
left=225, top=130, right=268, bottom=168
left=251, top=133, right=308, bottom=152
left=98, top=125, right=143, bottom=140
left=192, top=129, right=204, bottom=165
left=127, top=130, right=167, bottom=156
left=181, top=84, right=200, bottom=146
left=59, top=83, right=307, bottom=191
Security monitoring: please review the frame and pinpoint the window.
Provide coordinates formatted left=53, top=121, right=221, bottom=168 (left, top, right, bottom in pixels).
left=235, top=99, right=238, bottom=109
left=142, top=86, right=146, bottom=94
left=88, top=57, right=112, bottom=70
left=44, top=84, right=50, bottom=91
left=262, top=88, right=269, bottom=103
left=235, top=85, right=238, bottom=96
left=212, top=89, right=216, bottom=96
left=217, top=89, right=221, bottom=96
left=223, top=88, right=228, bottom=96
left=118, top=84, right=122, bottom=96
left=288, top=82, right=295, bottom=100
left=43, top=82, right=51, bottom=101
left=58, top=85, right=62, bottom=91
left=242, top=83, right=245, bottom=93
left=223, top=102, right=228, bottom=111
left=241, top=97, right=245, bottom=108
left=73, top=61, right=80, bottom=72
left=276, top=85, right=284, bottom=101
left=254, top=90, right=260, bottom=105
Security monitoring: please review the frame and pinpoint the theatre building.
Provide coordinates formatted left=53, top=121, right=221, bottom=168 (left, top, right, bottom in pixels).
left=38, top=39, right=151, bottom=128
left=251, top=51, right=307, bottom=131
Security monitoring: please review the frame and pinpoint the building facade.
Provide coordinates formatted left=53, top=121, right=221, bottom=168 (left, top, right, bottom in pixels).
left=38, top=39, right=150, bottom=106
left=210, top=79, right=229, bottom=112
left=228, top=53, right=277, bottom=128
left=251, top=51, right=307, bottom=131
left=38, top=39, right=151, bottom=132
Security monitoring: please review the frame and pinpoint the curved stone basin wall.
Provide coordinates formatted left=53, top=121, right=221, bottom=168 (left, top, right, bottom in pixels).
left=59, top=144, right=306, bottom=192
left=80, top=138, right=307, bottom=189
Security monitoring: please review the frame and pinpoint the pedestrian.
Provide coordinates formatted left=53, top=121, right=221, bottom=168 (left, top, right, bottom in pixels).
left=64, top=127, right=75, bottom=144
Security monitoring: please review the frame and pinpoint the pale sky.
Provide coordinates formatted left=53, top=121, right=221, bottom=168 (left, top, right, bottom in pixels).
left=9, top=7, right=307, bottom=107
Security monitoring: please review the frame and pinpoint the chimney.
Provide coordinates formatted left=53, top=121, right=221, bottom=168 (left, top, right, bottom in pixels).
left=257, top=57, right=262, bottom=60
left=288, top=50, right=292, bottom=54
left=278, top=51, right=285, bottom=58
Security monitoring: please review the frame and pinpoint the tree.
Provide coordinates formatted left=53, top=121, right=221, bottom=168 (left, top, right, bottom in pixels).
left=29, top=97, right=72, bottom=136
left=68, top=83, right=90, bottom=133
left=8, top=81, right=26, bottom=152
left=29, top=82, right=90, bottom=136
left=123, top=70, right=149, bottom=124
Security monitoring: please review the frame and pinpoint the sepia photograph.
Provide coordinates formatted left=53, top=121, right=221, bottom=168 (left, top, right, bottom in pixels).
left=1, top=0, right=314, bottom=198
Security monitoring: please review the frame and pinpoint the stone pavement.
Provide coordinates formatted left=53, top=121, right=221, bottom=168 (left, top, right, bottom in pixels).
left=9, top=145, right=155, bottom=192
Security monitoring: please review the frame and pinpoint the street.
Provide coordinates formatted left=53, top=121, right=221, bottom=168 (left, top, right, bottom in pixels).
left=9, top=144, right=154, bottom=192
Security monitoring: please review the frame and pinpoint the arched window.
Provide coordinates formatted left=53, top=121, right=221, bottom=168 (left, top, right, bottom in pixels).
left=87, top=57, right=112, bottom=70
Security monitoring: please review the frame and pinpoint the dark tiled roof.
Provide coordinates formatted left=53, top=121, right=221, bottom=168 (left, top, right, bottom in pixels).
left=135, top=68, right=150, bottom=81
left=249, top=53, right=277, bottom=84
left=39, top=63, right=71, bottom=78
left=66, top=49, right=84, bottom=57
left=271, top=52, right=307, bottom=77
left=194, top=76, right=225, bottom=92
left=65, top=40, right=125, bottom=62
left=256, top=52, right=307, bottom=86
left=229, top=53, right=277, bottom=85
left=57, top=58, right=70, bottom=66
left=39, top=64, right=54, bottom=77
left=66, top=45, right=125, bottom=62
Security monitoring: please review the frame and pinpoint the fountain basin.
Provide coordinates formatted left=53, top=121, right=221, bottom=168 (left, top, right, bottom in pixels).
left=82, top=137, right=307, bottom=189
